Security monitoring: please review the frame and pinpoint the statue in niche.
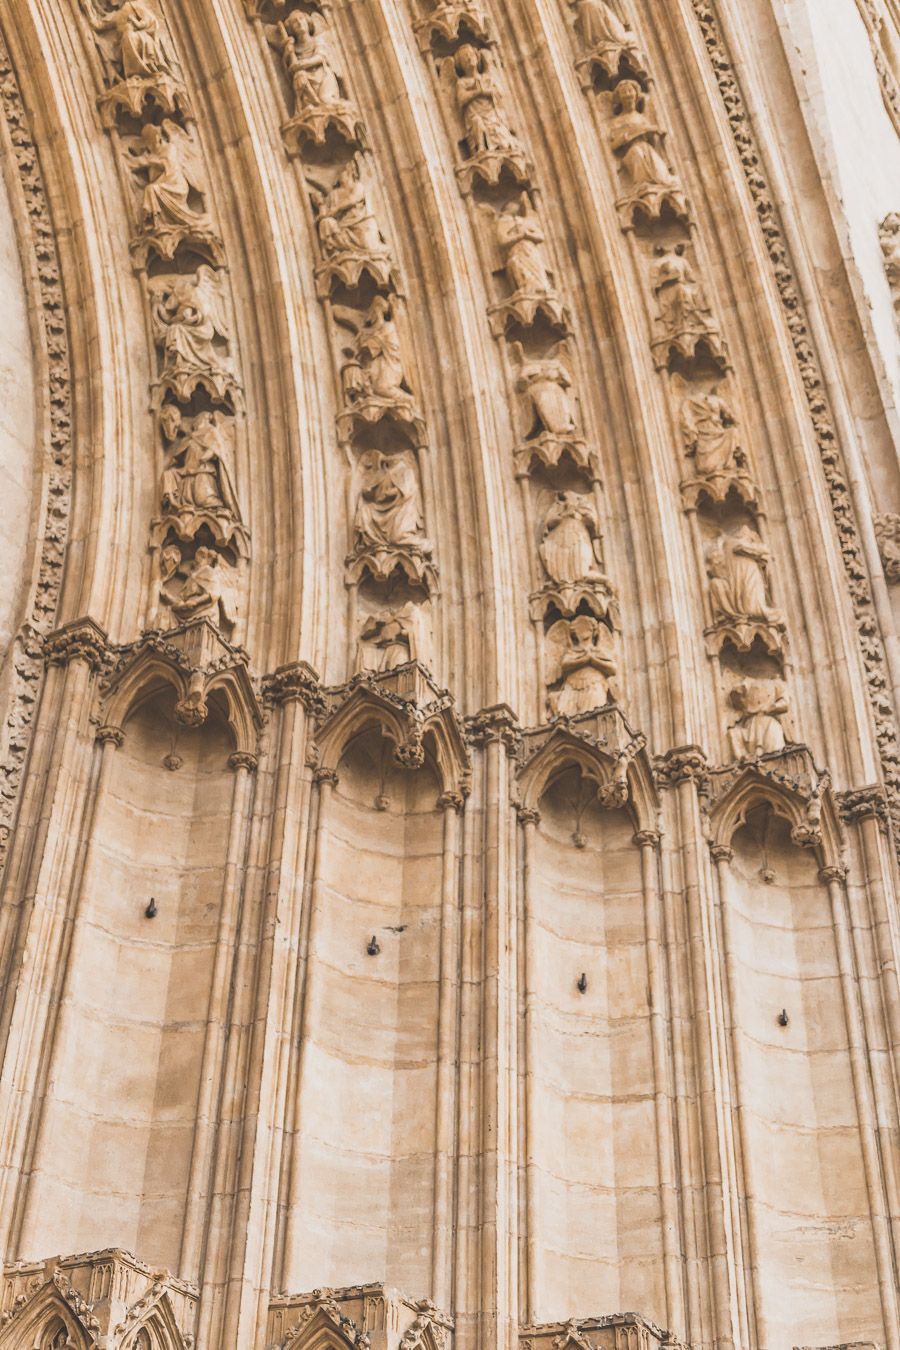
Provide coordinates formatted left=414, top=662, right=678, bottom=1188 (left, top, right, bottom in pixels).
left=512, top=349, right=596, bottom=477
left=310, top=158, right=395, bottom=294
left=358, top=603, right=432, bottom=673
left=269, top=10, right=364, bottom=149
left=568, top=0, right=647, bottom=81
left=727, top=678, right=788, bottom=760
left=157, top=406, right=249, bottom=556
left=127, top=119, right=223, bottom=268
left=444, top=44, right=530, bottom=187
left=608, top=80, right=687, bottom=224
left=678, top=384, right=755, bottom=504
left=82, top=0, right=187, bottom=123
left=159, top=544, right=239, bottom=632
left=151, top=266, right=239, bottom=407
left=547, top=614, right=618, bottom=717
left=650, top=244, right=728, bottom=370
left=536, top=491, right=615, bottom=622
left=489, top=196, right=569, bottom=334
left=706, top=526, right=785, bottom=653
left=338, top=298, right=422, bottom=439
left=353, top=450, right=429, bottom=552
left=539, top=491, right=605, bottom=584
left=349, top=449, right=434, bottom=585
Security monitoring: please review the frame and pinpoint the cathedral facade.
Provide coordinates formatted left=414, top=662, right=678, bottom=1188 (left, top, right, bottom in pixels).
left=0, top=1, right=899, bottom=1347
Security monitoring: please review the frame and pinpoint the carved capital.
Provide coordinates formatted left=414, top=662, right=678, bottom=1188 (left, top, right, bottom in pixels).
left=633, top=829, right=661, bottom=850
left=95, top=724, right=125, bottom=748
left=517, top=805, right=541, bottom=826
left=709, top=842, right=734, bottom=864
left=837, top=783, right=890, bottom=827
left=229, top=750, right=258, bottom=773
left=655, top=744, right=708, bottom=787
left=438, top=790, right=466, bottom=812
left=315, top=767, right=340, bottom=787
left=465, top=703, right=522, bottom=755
left=262, top=661, right=324, bottom=713
left=43, top=618, right=111, bottom=673
left=820, top=864, right=849, bottom=886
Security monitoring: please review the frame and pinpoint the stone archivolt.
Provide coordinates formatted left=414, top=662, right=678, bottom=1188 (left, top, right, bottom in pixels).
left=0, top=1, right=898, bottom=1349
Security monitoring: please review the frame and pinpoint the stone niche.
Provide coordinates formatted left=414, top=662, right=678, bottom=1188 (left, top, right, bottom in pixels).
left=283, top=725, right=446, bottom=1294
left=527, top=767, right=666, bottom=1324
left=14, top=685, right=236, bottom=1278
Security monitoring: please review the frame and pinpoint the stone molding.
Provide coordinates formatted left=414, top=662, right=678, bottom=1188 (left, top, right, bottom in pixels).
left=689, top=0, right=900, bottom=849
left=0, top=22, right=73, bottom=872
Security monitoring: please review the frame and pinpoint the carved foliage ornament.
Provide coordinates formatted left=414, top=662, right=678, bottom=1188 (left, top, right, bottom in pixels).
left=0, top=32, right=73, bottom=871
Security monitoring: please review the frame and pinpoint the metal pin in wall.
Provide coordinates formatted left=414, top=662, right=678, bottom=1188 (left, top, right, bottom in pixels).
left=367, top=935, right=380, bottom=956
left=777, top=1009, right=789, bottom=1027
left=577, top=972, right=587, bottom=994
left=145, top=897, right=158, bottom=919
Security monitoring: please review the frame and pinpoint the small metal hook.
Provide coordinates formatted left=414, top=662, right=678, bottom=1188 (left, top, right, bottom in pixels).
left=145, top=897, right=158, bottom=919
left=577, top=972, right=587, bottom=994
left=367, top=935, right=380, bottom=957
left=777, top=1009, right=789, bottom=1027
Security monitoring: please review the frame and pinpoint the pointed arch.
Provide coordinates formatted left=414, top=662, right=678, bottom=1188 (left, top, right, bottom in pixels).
left=101, top=626, right=262, bottom=756
left=315, top=676, right=471, bottom=798
left=517, top=722, right=658, bottom=831
left=282, top=1305, right=366, bottom=1350
left=0, top=1283, right=92, bottom=1350
left=707, top=759, right=842, bottom=867
left=119, top=1287, right=191, bottom=1350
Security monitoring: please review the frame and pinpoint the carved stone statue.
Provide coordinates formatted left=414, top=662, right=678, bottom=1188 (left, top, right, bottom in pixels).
left=678, top=386, right=755, bottom=504
left=728, top=678, right=788, bottom=760
left=151, top=266, right=239, bottom=407
left=311, top=158, right=395, bottom=295
left=880, top=212, right=900, bottom=327
left=348, top=449, right=434, bottom=586
left=547, top=615, right=618, bottom=716
left=513, top=351, right=596, bottom=477
left=270, top=11, right=364, bottom=149
left=444, top=45, right=530, bottom=188
left=83, top=0, right=187, bottom=123
left=338, top=298, right=423, bottom=441
left=516, top=355, right=577, bottom=438
left=650, top=244, right=728, bottom=370
left=608, top=81, right=687, bottom=224
left=160, top=545, right=238, bottom=632
left=358, top=603, right=432, bottom=673
left=157, top=408, right=249, bottom=556
left=127, top=119, right=223, bottom=268
left=536, top=491, right=615, bottom=621
left=540, top=492, right=604, bottom=584
left=489, top=196, right=569, bottom=334
left=706, top=526, right=785, bottom=653
left=353, top=451, right=428, bottom=552
left=568, top=0, right=647, bottom=82
left=874, top=512, right=900, bottom=584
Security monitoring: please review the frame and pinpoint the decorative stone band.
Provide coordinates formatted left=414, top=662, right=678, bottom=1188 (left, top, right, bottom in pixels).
left=689, top=0, right=900, bottom=851
left=0, top=22, right=73, bottom=870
